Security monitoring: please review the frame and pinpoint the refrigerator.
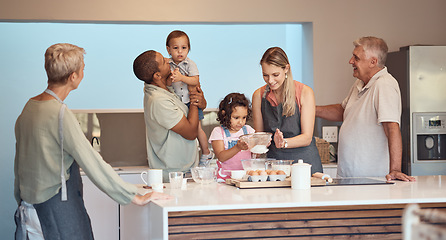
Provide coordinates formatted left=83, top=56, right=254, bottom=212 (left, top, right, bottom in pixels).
left=387, top=46, right=446, bottom=176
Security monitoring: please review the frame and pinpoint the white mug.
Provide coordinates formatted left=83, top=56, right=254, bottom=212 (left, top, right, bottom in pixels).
left=140, top=169, right=163, bottom=187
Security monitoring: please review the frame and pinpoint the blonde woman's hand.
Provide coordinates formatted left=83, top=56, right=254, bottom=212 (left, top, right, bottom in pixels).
left=131, top=192, right=173, bottom=206
left=274, top=128, right=285, bottom=148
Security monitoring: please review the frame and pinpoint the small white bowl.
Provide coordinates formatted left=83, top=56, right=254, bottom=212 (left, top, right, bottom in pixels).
left=241, top=159, right=268, bottom=171
left=231, top=170, right=246, bottom=180
left=190, top=166, right=217, bottom=184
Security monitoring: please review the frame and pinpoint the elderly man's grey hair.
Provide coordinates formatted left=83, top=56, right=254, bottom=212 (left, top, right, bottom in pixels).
left=353, top=36, right=388, bottom=68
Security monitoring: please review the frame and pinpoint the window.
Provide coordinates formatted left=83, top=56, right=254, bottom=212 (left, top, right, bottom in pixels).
left=1, top=22, right=311, bottom=108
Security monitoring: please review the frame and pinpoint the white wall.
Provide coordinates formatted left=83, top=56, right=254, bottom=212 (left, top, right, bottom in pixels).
left=1, top=0, right=446, bottom=237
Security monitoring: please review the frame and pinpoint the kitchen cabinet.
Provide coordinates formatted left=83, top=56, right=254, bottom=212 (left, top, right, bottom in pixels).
left=81, top=175, right=119, bottom=240
left=82, top=167, right=147, bottom=240
left=119, top=173, right=151, bottom=240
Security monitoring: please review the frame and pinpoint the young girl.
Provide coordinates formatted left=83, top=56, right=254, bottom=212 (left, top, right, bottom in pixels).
left=209, top=93, right=255, bottom=182
left=166, top=30, right=213, bottom=164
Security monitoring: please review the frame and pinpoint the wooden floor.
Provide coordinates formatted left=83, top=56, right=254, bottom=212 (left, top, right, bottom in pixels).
left=168, top=203, right=446, bottom=239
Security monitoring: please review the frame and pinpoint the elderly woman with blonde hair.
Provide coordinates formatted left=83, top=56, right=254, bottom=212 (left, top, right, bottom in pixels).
left=252, top=47, right=322, bottom=174
left=14, top=43, right=171, bottom=240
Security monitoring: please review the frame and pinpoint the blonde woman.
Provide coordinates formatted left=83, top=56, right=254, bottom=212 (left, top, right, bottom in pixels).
left=252, top=47, right=322, bottom=174
left=14, top=43, right=171, bottom=239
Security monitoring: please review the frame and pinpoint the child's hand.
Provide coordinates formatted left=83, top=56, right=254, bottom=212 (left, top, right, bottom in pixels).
left=236, top=139, right=249, bottom=151
left=171, top=68, right=184, bottom=83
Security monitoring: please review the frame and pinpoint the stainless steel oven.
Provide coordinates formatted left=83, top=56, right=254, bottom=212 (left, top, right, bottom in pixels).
left=412, top=112, right=446, bottom=175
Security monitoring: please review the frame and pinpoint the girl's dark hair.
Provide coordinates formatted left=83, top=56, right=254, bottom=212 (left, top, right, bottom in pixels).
left=166, top=30, right=191, bottom=50
left=217, top=93, right=252, bottom=129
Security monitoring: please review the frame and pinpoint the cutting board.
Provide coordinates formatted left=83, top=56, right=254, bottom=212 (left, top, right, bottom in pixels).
left=225, top=177, right=326, bottom=188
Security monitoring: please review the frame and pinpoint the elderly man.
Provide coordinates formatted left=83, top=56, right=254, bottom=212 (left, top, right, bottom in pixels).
left=316, top=36, right=415, bottom=181
left=133, top=50, right=206, bottom=181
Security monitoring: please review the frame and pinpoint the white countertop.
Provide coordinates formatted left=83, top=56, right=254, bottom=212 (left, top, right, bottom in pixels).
left=150, top=175, right=446, bottom=212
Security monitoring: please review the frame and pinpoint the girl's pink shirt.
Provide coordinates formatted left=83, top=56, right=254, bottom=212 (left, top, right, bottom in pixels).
left=209, top=125, right=255, bottom=173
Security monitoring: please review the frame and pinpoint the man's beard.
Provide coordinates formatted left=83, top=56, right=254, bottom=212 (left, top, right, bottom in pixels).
left=165, top=72, right=173, bottom=86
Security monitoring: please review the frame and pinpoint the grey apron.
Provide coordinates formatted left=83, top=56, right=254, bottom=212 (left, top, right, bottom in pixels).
left=33, top=161, right=94, bottom=240
left=261, top=87, right=323, bottom=174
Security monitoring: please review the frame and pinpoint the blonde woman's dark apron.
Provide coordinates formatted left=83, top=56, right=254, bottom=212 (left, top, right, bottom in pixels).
left=261, top=91, right=323, bottom=174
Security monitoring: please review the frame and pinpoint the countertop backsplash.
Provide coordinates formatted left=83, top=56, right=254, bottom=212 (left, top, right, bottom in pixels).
left=73, top=109, right=339, bottom=167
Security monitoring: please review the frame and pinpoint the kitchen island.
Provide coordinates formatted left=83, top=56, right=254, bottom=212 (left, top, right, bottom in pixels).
left=148, top=175, right=446, bottom=239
